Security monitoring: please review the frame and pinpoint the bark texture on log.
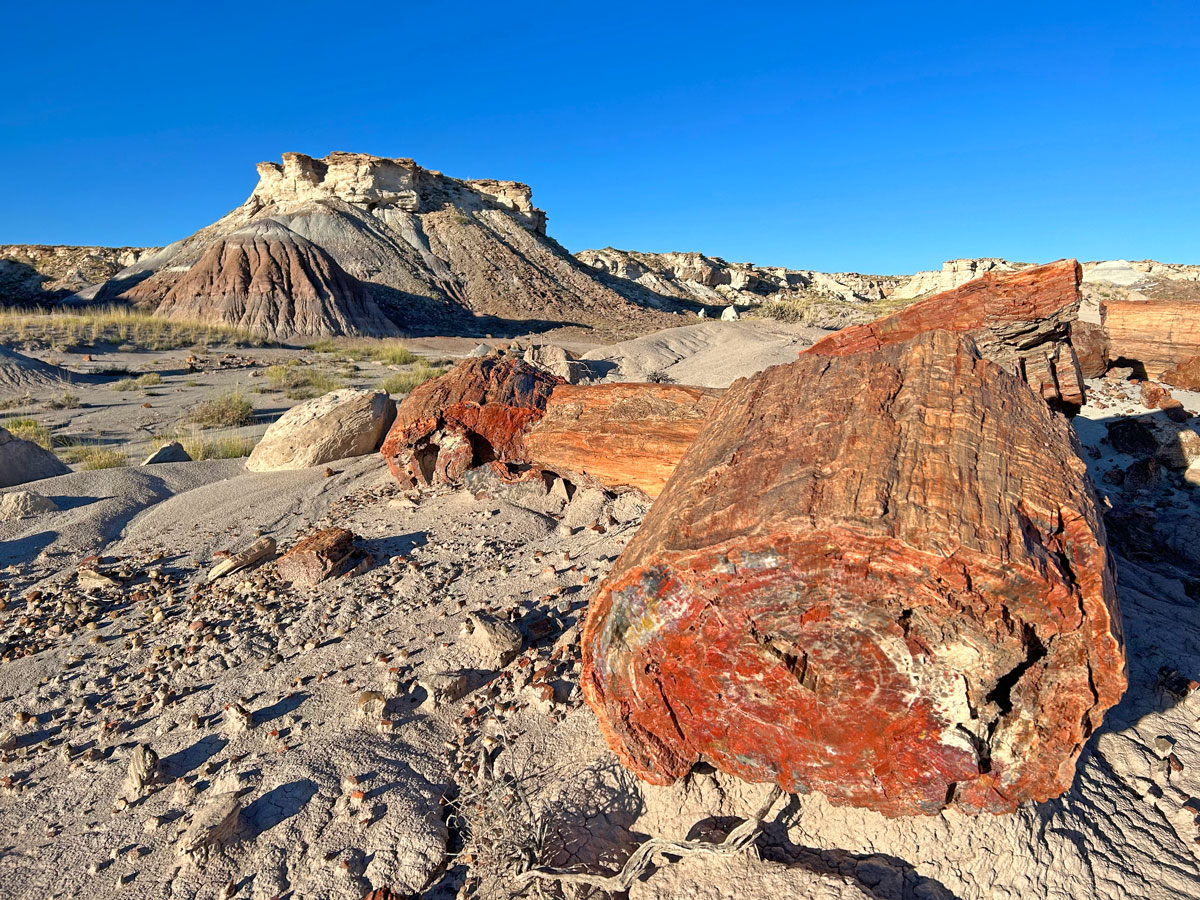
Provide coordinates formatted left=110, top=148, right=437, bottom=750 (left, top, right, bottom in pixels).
left=522, top=383, right=724, bottom=498
left=1102, top=300, right=1200, bottom=377
left=806, top=259, right=1085, bottom=409
left=380, top=354, right=562, bottom=488
left=582, top=330, right=1126, bottom=817
left=276, top=527, right=359, bottom=587
left=1071, top=321, right=1110, bottom=378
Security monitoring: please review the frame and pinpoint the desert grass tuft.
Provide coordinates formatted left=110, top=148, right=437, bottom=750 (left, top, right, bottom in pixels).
left=0, top=306, right=265, bottom=351
left=0, top=416, right=52, bottom=448
left=381, top=359, right=448, bottom=395
left=187, top=391, right=256, bottom=428
left=262, top=363, right=343, bottom=399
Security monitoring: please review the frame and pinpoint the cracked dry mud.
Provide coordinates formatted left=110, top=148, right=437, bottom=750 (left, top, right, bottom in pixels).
left=1, top=374, right=1200, bottom=899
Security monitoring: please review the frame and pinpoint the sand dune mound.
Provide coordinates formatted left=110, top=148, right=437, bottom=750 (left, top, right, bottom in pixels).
left=132, top=221, right=398, bottom=339
left=0, top=346, right=77, bottom=394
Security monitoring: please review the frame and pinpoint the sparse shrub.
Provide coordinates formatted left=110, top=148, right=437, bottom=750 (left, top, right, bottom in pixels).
left=382, top=360, right=447, bottom=395
left=1, top=416, right=51, bottom=448
left=264, top=363, right=343, bottom=399
left=76, top=445, right=128, bottom=470
left=306, top=337, right=338, bottom=353
left=646, top=368, right=674, bottom=384
left=112, top=372, right=163, bottom=392
left=374, top=344, right=419, bottom=366
left=0, top=306, right=265, bottom=351
left=46, top=391, right=82, bottom=410
left=188, top=392, right=255, bottom=428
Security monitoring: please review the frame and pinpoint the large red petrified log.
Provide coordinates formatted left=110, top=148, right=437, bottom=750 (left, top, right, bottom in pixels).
left=380, top=353, right=562, bottom=488
left=522, top=383, right=724, bottom=498
left=582, top=330, right=1126, bottom=817
left=806, top=259, right=1086, bottom=408
left=1102, top=299, right=1200, bottom=377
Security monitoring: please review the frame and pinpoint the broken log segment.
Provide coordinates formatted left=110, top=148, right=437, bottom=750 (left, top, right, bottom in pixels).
left=276, top=527, right=360, bottom=587
left=1102, top=299, right=1200, bottom=378
left=380, top=353, right=562, bottom=489
left=522, top=383, right=724, bottom=498
left=207, top=536, right=276, bottom=583
left=806, top=258, right=1086, bottom=409
left=582, top=330, right=1126, bottom=817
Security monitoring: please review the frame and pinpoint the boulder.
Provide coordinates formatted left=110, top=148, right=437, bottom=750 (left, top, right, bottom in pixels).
left=142, top=441, right=192, bottom=465
left=1102, top=299, right=1200, bottom=377
left=1071, top=321, right=1110, bottom=378
left=523, top=344, right=589, bottom=383
left=0, top=489, right=58, bottom=518
left=1162, top=355, right=1200, bottom=392
left=0, top=426, right=70, bottom=488
left=805, top=259, right=1086, bottom=409
left=582, top=330, right=1125, bottom=817
left=246, top=388, right=396, bottom=472
left=720, top=306, right=740, bottom=321
left=380, top=353, right=562, bottom=489
left=522, top=383, right=725, bottom=498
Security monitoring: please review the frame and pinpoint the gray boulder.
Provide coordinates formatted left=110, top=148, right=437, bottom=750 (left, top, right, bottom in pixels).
left=523, top=343, right=588, bottom=384
left=0, top=489, right=59, bottom=519
left=142, top=441, right=192, bottom=465
left=0, top=426, right=69, bottom=488
left=246, top=388, right=396, bottom=472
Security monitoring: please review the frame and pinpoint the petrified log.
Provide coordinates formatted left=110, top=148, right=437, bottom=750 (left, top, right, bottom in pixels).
left=806, top=259, right=1086, bottom=409
left=1104, top=299, right=1200, bottom=377
left=582, top=330, right=1126, bottom=817
left=276, top=527, right=359, bottom=587
left=1161, top=355, right=1200, bottom=392
left=207, top=536, right=276, bottom=583
left=380, top=353, right=562, bottom=488
left=522, top=383, right=724, bottom=498
left=1071, top=321, right=1110, bottom=378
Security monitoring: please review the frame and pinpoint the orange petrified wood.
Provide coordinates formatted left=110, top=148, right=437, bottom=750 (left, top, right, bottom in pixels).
left=522, top=383, right=724, bottom=498
left=1102, top=299, right=1200, bottom=378
left=806, top=258, right=1087, bottom=409
left=582, top=330, right=1126, bottom=817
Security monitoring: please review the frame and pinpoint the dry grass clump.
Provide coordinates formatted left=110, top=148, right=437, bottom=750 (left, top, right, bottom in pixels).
left=111, top=372, right=163, bottom=392
left=56, top=437, right=128, bottom=470
left=154, top=429, right=256, bottom=460
left=0, top=306, right=264, bottom=351
left=187, top=392, right=255, bottom=428
left=262, top=363, right=343, bottom=400
left=382, top=360, right=448, bottom=396
left=308, top=337, right=420, bottom=365
left=1, top=416, right=52, bottom=448
left=45, top=390, right=81, bottom=410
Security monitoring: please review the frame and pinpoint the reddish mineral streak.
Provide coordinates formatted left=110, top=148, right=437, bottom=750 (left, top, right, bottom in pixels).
left=380, top=353, right=562, bottom=488
left=582, top=330, right=1126, bottom=817
left=806, top=259, right=1087, bottom=410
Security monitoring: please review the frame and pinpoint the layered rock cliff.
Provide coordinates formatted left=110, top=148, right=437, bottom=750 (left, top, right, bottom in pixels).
left=99, top=152, right=678, bottom=338
left=0, top=244, right=155, bottom=304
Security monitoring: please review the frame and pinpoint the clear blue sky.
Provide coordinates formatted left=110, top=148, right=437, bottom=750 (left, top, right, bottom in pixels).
left=2, top=1, right=1197, bottom=274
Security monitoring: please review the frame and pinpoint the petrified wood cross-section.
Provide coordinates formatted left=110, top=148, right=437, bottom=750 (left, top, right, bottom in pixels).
left=582, top=330, right=1126, bottom=816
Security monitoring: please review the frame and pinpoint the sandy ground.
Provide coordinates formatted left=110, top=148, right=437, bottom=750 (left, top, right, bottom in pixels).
left=1, top=325, right=1200, bottom=899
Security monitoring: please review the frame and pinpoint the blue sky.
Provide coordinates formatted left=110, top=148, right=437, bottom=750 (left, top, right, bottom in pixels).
left=2, top=1, right=1197, bottom=273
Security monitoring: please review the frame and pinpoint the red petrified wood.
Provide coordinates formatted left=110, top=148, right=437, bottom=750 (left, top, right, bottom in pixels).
left=522, top=383, right=724, bottom=498
left=582, top=330, right=1126, bottom=817
left=806, top=259, right=1087, bottom=409
left=380, top=353, right=562, bottom=488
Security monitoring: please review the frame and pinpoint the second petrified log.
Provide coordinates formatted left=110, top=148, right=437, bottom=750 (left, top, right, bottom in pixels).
left=522, top=383, right=724, bottom=498
left=806, top=259, right=1087, bottom=408
left=1102, top=299, right=1200, bottom=377
left=380, top=353, right=562, bottom=488
left=582, top=330, right=1126, bottom=817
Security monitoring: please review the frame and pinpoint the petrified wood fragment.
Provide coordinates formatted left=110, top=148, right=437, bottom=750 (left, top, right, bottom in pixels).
left=523, top=383, right=724, bottom=498
left=582, top=330, right=1126, bottom=817
left=380, top=353, right=562, bottom=488
left=276, top=527, right=360, bottom=587
left=806, top=259, right=1086, bottom=409
left=1103, top=299, right=1200, bottom=377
